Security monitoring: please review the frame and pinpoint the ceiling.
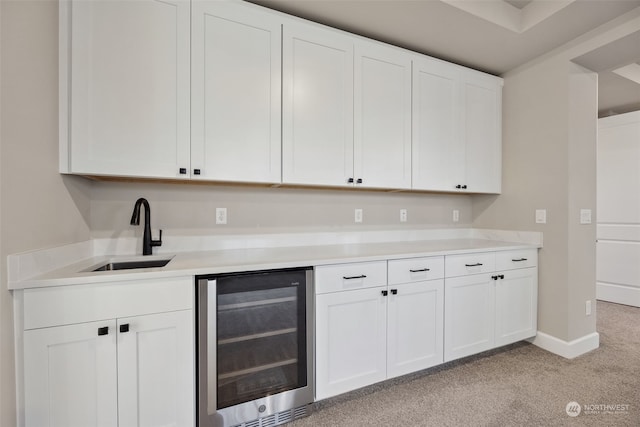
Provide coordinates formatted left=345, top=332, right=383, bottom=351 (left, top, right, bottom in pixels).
left=250, top=0, right=640, bottom=116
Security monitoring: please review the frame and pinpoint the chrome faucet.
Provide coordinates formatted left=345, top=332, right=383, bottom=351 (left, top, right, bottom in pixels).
left=130, top=198, right=162, bottom=255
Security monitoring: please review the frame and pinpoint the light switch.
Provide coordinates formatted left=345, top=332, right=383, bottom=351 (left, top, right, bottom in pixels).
left=535, top=209, right=547, bottom=224
left=580, top=209, right=592, bottom=224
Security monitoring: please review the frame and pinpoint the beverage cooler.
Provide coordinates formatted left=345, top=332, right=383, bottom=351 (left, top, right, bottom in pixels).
left=196, top=267, right=313, bottom=427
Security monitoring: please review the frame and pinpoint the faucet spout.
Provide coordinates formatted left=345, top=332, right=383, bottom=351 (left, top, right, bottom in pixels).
left=130, top=198, right=162, bottom=255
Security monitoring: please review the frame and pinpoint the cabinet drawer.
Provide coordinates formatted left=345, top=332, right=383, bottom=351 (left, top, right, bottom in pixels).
left=495, top=249, right=538, bottom=271
left=388, top=256, right=444, bottom=284
left=23, top=276, right=193, bottom=330
left=315, top=261, right=387, bottom=294
left=445, top=252, right=495, bottom=278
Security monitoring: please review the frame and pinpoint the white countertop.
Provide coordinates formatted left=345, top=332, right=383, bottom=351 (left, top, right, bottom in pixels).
left=10, top=237, right=539, bottom=290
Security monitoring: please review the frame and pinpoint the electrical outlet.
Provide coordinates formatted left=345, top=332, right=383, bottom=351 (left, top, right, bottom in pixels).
left=535, top=209, right=547, bottom=224
left=453, top=210, right=460, bottom=223
left=216, top=207, right=227, bottom=225
left=580, top=209, right=592, bottom=224
left=586, top=300, right=592, bottom=316
left=355, top=208, right=363, bottom=223
left=400, top=209, right=407, bottom=222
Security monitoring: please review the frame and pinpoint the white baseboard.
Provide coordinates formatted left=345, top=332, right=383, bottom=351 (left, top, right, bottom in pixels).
left=528, top=331, right=600, bottom=359
left=596, top=282, right=640, bottom=308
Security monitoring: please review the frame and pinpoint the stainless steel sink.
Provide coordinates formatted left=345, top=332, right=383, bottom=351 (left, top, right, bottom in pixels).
left=86, top=257, right=172, bottom=272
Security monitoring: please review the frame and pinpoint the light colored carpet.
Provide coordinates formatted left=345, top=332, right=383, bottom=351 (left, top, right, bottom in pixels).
left=290, top=301, right=640, bottom=426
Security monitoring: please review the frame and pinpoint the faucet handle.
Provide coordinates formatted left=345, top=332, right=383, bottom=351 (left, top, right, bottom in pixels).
left=151, top=229, right=163, bottom=248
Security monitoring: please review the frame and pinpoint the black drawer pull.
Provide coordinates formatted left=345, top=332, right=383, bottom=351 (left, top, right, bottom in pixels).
left=119, top=324, right=130, bottom=333
left=381, top=290, right=388, bottom=296
left=465, top=263, right=483, bottom=267
left=499, top=274, right=505, bottom=280
left=391, top=289, right=398, bottom=295
left=343, top=275, right=367, bottom=280
left=491, top=275, right=498, bottom=280
left=512, top=258, right=528, bottom=262
left=97, top=326, right=109, bottom=336
left=179, top=168, right=187, bottom=175
left=409, top=268, right=430, bottom=273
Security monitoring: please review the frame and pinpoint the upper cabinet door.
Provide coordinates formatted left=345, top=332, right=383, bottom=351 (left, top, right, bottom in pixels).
left=282, top=22, right=354, bottom=186
left=354, top=42, right=412, bottom=189
left=412, top=58, right=464, bottom=191
left=191, top=1, right=282, bottom=183
left=463, top=71, right=503, bottom=194
left=63, top=0, right=191, bottom=178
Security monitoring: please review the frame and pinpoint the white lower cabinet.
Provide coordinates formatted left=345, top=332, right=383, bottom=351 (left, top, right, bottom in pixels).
left=24, top=320, right=119, bottom=427
left=444, top=273, right=496, bottom=361
left=387, top=279, right=444, bottom=378
left=315, top=286, right=387, bottom=400
left=19, top=277, right=194, bottom=427
left=495, top=267, right=538, bottom=347
left=315, top=257, right=445, bottom=400
left=444, top=250, right=538, bottom=362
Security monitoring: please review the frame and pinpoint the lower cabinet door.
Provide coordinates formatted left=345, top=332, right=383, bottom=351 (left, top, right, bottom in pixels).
left=117, top=310, right=194, bottom=427
left=444, top=274, right=495, bottom=362
left=24, top=320, right=118, bottom=427
left=315, top=287, right=387, bottom=400
left=387, top=279, right=444, bottom=378
left=495, top=267, right=538, bottom=347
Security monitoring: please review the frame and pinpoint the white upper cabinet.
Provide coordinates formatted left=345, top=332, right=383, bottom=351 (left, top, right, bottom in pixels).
left=412, top=57, right=464, bottom=191
left=282, top=22, right=354, bottom=186
left=60, top=0, right=191, bottom=179
left=463, top=71, right=503, bottom=193
left=413, top=58, right=503, bottom=193
left=191, top=1, right=282, bottom=183
left=60, top=0, right=502, bottom=191
left=354, top=41, right=412, bottom=189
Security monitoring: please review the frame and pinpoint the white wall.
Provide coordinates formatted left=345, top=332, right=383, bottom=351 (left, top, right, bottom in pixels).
left=597, top=110, right=640, bottom=306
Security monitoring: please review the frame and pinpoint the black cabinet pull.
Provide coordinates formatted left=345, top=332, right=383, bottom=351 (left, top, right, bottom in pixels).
left=409, top=268, right=430, bottom=273
left=347, top=177, right=354, bottom=183
left=343, top=275, right=366, bottom=280
left=381, top=290, right=388, bottom=296
left=391, top=289, right=398, bottom=295
left=512, top=258, right=528, bottom=262
left=356, top=178, right=363, bottom=184
left=119, top=324, right=130, bottom=333
left=193, top=169, right=201, bottom=175
left=179, top=168, right=187, bottom=175
left=465, top=263, right=483, bottom=267
left=97, top=326, right=109, bottom=336
left=491, top=275, right=498, bottom=280
left=455, top=184, right=462, bottom=189
left=499, top=274, right=505, bottom=280
left=461, top=185, right=467, bottom=189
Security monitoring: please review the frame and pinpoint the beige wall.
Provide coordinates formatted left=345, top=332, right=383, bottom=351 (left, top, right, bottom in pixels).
left=1, top=0, right=638, bottom=424
left=472, top=10, right=640, bottom=342
left=89, top=181, right=472, bottom=238
left=473, top=57, right=574, bottom=340
left=0, top=2, right=469, bottom=423
left=0, top=1, right=92, bottom=425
